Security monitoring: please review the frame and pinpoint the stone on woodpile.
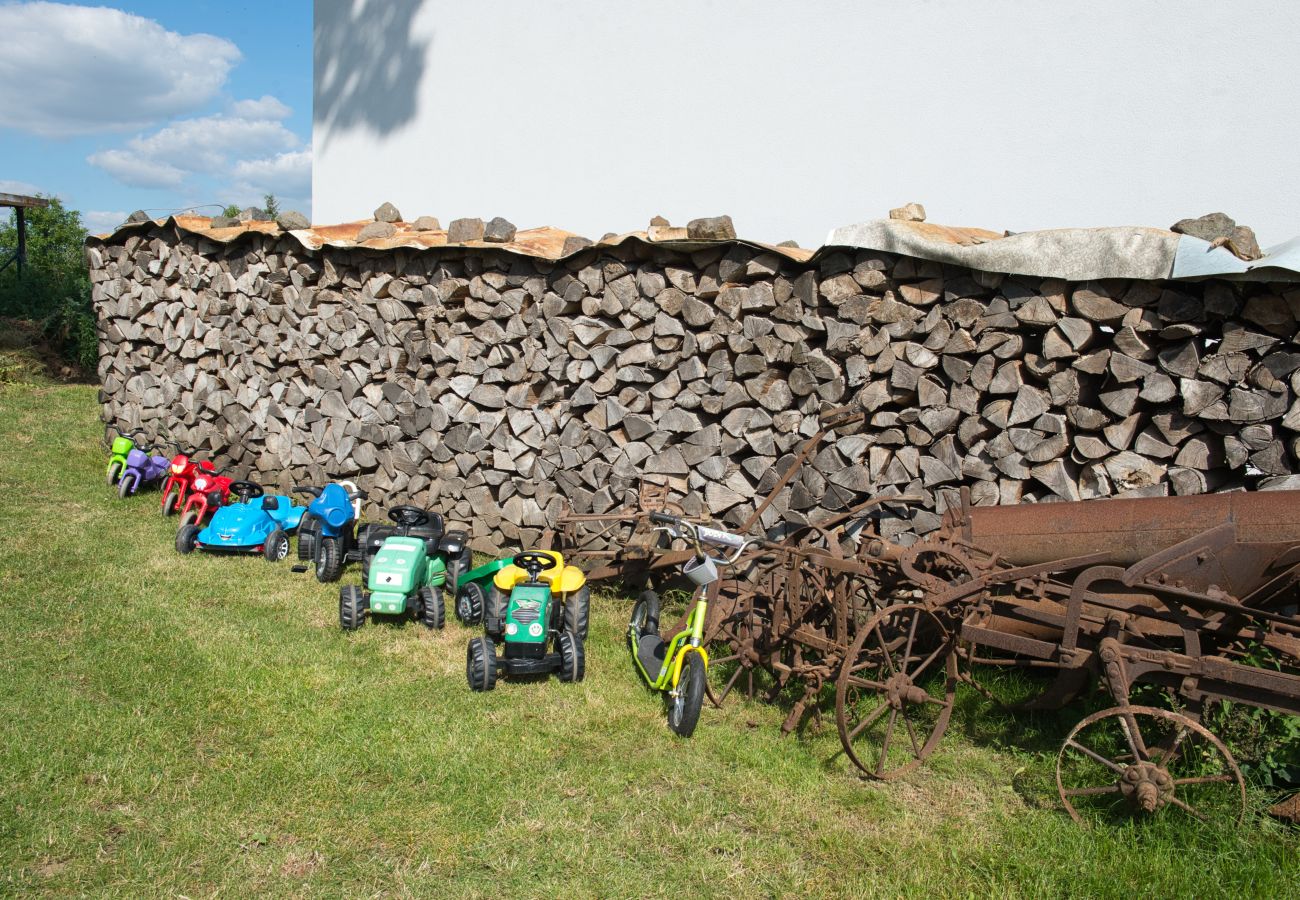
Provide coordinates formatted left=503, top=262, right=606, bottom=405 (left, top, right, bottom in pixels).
left=1170, top=212, right=1263, bottom=261
left=686, top=215, right=736, bottom=241
left=411, top=215, right=440, bottom=231
left=238, top=207, right=271, bottom=222
left=889, top=202, right=926, bottom=222
left=276, top=210, right=310, bottom=230
left=483, top=216, right=517, bottom=243
left=373, top=201, right=402, bottom=223
left=125, top=210, right=151, bottom=224
left=447, top=217, right=485, bottom=242
left=356, top=221, right=396, bottom=241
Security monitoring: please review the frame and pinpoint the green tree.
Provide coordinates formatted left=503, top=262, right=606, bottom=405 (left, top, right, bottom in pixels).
left=0, top=196, right=96, bottom=370
left=263, top=193, right=280, bottom=218
left=222, top=204, right=241, bottom=218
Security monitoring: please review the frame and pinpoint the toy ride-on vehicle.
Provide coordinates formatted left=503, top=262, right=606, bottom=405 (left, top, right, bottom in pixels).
left=463, top=550, right=589, bottom=692
left=175, top=480, right=305, bottom=560
left=337, top=505, right=454, bottom=631
left=105, top=428, right=139, bottom=486
left=294, top=481, right=365, bottom=582
left=354, top=505, right=472, bottom=591
left=117, top=439, right=171, bottom=499
left=160, top=446, right=216, bottom=517
left=176, top=464, right=233, bottom=529
left=628, top=512, right=753, bottom=737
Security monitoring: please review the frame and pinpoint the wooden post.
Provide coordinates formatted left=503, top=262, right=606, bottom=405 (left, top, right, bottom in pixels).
left=16, top=206, right=25, bottom=277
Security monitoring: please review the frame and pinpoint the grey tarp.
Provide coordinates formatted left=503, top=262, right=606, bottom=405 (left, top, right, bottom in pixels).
left=825, top=219, right=1300, bottom=283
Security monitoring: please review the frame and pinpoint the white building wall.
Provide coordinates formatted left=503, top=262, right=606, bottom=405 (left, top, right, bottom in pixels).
left=313, top=0, right=1300, bottom=248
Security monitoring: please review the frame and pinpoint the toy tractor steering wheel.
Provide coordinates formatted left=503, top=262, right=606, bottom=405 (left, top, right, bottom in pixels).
left=513, top=551, right=555, bottom=583
left=229, top=480, right=264, bottom=503
left=388, top=505, right=429, bottom=528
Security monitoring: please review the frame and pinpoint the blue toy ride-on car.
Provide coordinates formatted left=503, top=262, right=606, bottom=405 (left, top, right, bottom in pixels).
left=174, top=479, right=306, bottom=560
left=294, top=480, right=365, bottom=582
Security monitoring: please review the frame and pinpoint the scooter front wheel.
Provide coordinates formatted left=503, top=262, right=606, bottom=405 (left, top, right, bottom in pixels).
left=668, top=651, right=707, bottom=738
left=117, top=473, right=137, bottom=499
left=106, top=462, right=121, bottom=486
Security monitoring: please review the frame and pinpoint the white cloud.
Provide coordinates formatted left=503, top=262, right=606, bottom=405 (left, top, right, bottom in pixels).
left=231, top=149, right=313, bottom=201
left=0, top=2, right=241, bottom=138
left=0, top=180, right=43, bottom=196
left=86, top=149, right=187, bottom=190
left=88, top=108, right=300, bottom=190
left=230, top=96, right=292, bottom=121
left=83, top=210, right=129, bottom=234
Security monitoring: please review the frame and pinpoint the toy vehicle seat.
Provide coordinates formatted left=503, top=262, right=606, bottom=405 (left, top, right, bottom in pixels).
left=492, top=550, right=586, bottom=594
left=362, top=513, right=446, bottom=560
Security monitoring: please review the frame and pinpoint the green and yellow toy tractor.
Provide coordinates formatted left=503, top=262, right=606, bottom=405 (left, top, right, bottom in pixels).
left=460, top=550, right=589, bottom=691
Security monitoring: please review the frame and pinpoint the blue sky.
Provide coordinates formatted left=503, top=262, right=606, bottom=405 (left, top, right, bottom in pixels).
left=0, top=0, right=311, bottom=233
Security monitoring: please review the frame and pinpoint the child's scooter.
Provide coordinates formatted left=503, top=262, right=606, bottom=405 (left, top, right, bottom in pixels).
left=628, top=513, right=754, bottom=737
left=105, top=428, right=139, bottom=486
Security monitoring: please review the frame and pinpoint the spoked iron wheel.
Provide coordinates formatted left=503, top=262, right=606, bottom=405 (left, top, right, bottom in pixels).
left=704, top=589, right=770, bottom=709
left=1056, top=705, right=1246, bottom=826
left=835, top=603, right=957, bottom=780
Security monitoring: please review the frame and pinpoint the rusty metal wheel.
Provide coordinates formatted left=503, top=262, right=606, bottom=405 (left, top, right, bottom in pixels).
left=1056, top=705, right=1246, bottom=826
left=835, top=603, right=957, bottom=780
left=704, top=589, right=770, bottom=708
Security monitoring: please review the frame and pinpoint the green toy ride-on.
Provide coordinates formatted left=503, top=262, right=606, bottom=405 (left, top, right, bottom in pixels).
left=338, top=506, right=447, bottom=630
left=462, top=551, right=588, bottom=691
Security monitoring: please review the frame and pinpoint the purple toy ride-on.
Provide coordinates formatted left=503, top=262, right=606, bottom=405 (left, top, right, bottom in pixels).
left=117, top=440, right=171, bottom=499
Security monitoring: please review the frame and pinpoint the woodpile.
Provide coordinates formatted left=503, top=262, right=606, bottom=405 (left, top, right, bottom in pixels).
left=88, top=218, right=1300, bottom=550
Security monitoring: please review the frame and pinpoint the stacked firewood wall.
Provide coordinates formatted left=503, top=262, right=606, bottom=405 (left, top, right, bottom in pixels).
left=88, top=223, right=1300, bottom=549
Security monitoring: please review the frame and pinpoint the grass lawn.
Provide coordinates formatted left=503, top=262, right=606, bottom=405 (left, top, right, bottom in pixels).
left=1, top=382, right=1297, bottom=898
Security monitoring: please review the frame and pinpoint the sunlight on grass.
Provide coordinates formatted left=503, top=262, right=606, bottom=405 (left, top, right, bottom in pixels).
left=0, top=384, right=1296, bottom=896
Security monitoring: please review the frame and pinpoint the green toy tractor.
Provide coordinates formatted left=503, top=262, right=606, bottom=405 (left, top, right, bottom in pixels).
left=462, top=550, right=588, bottom=691
left=338, top=506, right=447, bottom=630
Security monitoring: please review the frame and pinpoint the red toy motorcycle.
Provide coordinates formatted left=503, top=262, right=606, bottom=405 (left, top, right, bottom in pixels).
left=176, top=464, right=234, bottom=528
left=160, top=446, right=217, bottom=517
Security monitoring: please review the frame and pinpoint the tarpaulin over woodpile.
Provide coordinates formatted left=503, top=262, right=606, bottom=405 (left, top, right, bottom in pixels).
left=826, top=219, right=1300, bottom=284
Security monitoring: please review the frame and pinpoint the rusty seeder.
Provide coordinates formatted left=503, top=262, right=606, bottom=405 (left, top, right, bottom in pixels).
left=542, top=404, right=1300, bottom=825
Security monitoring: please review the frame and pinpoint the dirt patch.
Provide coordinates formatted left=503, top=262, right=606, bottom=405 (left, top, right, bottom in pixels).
left=0, top=317, right=93, bottom=383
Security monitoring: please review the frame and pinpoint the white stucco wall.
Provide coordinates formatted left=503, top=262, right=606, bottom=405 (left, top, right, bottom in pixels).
left=313, top=0, right=1300, bottom=249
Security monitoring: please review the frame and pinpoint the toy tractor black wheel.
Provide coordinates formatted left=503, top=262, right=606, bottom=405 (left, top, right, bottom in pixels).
left=340, top=585, right=368, bottom=630
left=563, top=585, right=591, bottom=641
left=264, top=528, right=290, bottom=562
left=445, top=545, right=473, bottom=595
left=117, top=472, right=137, bottom=499
left=467, top=636, right=498, bottom=692
left=175, top=523, right=200, bottom=554
left=456, top=582, right=485, bottom=626
left=418, top=585, right=445, bottom=629
left=668, top=651, right=707, bottom=737
left=161, top=489, right=180, bottom=517
left=297, top=512, right=318, bottom=560
left=315, top=536, right=343, bottom=583
left=106, top=461, right=121, bottom=486
left=485, top=585, right=508, bottom=639
left=557, top=631, right=586, bottom=683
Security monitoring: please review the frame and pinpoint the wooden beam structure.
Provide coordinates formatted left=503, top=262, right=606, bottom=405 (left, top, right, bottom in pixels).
left=0, top=192, right=49, bottom=278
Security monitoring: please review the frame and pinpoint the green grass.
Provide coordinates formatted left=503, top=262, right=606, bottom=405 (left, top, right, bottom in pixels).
left=1, top=383, right=1297, bottom=898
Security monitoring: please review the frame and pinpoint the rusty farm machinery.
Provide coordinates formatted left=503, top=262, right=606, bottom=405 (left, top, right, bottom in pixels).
left=543, top=406, right=1300, bottom=825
